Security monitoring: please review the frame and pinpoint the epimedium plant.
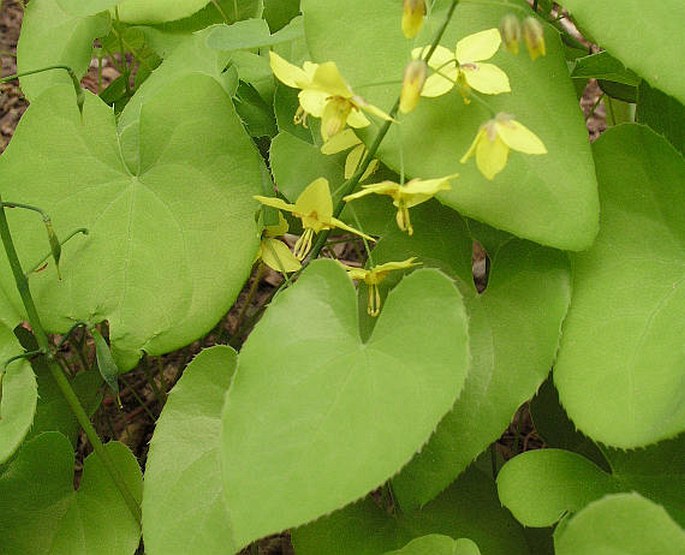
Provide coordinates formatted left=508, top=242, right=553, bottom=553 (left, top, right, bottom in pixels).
left=0, top=0, right=684, bottom=553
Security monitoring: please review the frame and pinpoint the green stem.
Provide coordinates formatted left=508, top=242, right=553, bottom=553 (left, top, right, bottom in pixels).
left=1, top=65, right=83, bottom=113
left=307, top=0, right=461, bottom=261
left=113, top=8, right=132, bottom=97
left=25, top=227, right=88, bottom=276
left=0, top=195, right=141, bottom=524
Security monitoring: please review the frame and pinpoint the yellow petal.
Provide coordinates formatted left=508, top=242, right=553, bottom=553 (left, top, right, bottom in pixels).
left=495, top=118, right=547, bottom=154
left=260, top=238, right=301, bottom=273
left=344, top=144, right=365, bottom=179
left=254, top=195, right=296, bottom=213
left=330, top=216, right=376, bottom=242
left=295, top=177, right=333, bottom=224
left=462, top=63, right=511, bottom=95
left=344, top=181, right=400, bottom=202
left=522, top=16, right=546, bottom=61
left=269, top=52, right=312, bottom=89
left=400, top=176, right=454, bottom=207
left=413, top=45, right=457, bottom=97
left=320, top=128, right=361, bottom=155
left=400, top=60, right=428, bottom=113
left=456, top=28, right=502, bottom=63
left=346, top=108, right=371, bottom=129
left=321, top=98, right=353, bottom=141
left=476, top=134, right=509, bottom=180
left=370, top=257, right=421, bottom=280
left=299, top=89, right=328, bottom=118
left=264, top=211, right=289, bottom=237
left=402, top=0, right=426, bottom=39
left=354, top=96, right=394, bottom=122
left=311, top=62, right=353, bottom=98
left=460, top=127, right=486, bottom=164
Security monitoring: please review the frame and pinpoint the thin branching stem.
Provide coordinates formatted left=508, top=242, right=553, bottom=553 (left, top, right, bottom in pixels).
left=0, top=195, right=141, bottom=524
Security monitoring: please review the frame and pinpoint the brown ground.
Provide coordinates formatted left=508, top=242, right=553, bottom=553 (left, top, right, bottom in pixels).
left=1, top=2, right=603, bottom=553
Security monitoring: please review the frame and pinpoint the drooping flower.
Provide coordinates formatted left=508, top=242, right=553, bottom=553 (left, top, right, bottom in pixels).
left=255, top=177, right=375, bottom=260
left=460, top=113, right=547, bottom=180
left=256, top=212, right=301, bottom=274
left=341, top=258, right=422, bottom=316
left=402, top=0, right=426, bottom=39
left=413, top=28, right=511, bottom=101
left=400, top=59, right=428, bottom=113
left=269, top=52, right=392, bottom=142
left=320, top=129, right=379, bottom=180
left=499, top=14, right=522, bottom=55
left=522, top=17, right=546, bottom=60
left=343, top=175, right=456, bottom=235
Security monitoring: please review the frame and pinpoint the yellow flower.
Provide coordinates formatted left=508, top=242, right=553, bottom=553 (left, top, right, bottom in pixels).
left=320, top=129, right=379, bottom=180
left=413, top=28, right=511, bottom=100
left=460, top=113, right=547, bottom=180
left=499, top=14, right=522, bottom=55
left=255, top=177, right=375, bottom=260
left=256, top=212, right=301, bottom=274
left=400, top=59, right=428, bottom=114
left=341, top=258, right=422, bottom=316
left=269, top=52, right=392, bottom=142
left=343, top=175, right=456, bottom=235
left=522, top=17, right=546, bottom=61
left=402, top=0, right=426, bottom=39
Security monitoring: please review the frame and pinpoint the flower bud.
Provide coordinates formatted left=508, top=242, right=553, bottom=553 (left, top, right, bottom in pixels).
left=499, top=14, right=521, bottom=55
left=399, top=59, right=427, bottom=114
left=402, top=0, right=426, bottom=39
left=522, top=16, right=546, bottom=60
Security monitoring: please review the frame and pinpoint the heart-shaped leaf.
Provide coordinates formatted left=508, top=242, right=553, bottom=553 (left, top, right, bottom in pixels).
left=361, top=204, right=571, bottom=508
left=117, top=0, right=211, bottom=24
left=561, top=0, right=685, bottom=106
left=300, top=0, right=599, bottom=250
left=497, top=435, right=685, bottom=528
left=0, top=76, right=262, bottom=370
left=17, top=0, right=110, bottom=101
left=0, top=323, right=37, bottom=463
left=292, top=465, right=530, bottom=555
left=220, top=259, right=469, bottom=548
left=554, top=493, right=685, bottom=555
left=385, top=535, right=481, bottom=555
left=142, top=346, right=238, bottom=555
left=555, top=124, right=685, bottom=448
left=0, top=432, right=142, bottom=554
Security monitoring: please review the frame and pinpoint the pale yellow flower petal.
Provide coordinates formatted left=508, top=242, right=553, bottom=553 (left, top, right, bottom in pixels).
left=269, top=52, right=312, bottom=88
left=344, top=181, right=399, bottom=201
left=264, top=211, right=289, bottom=237
left=476, top=134, right=509, bottom=180
left=456, top=28, right=502, bottom=63
left=344, top=144, right=365, bottom=179
left=460, top=128, right=485, bottom=164
left=260, top=238, right=301, bottom=273
left=495, top=119, right=547, bottom=154
left=295, top=177, right=333, bottom=225
left=402, top=0, right=426, bottom=39
left=321, top=98, right=353, bottom=140
left=254, top=195, right=296, bottom=212
left=401, top=176, right=454, bottom=207
left=330, top=217, right=376, bottom=242
left=462, top=63, right=511, bottom=95
left=320, top=128, right=361, bottom=155
left=413, top=45, right=457, bottom=97
left=311, top=62, right=353, bottom=98
left=346, top=108, right=371, bottom=129
left=298, top=89, right=328, bottom=118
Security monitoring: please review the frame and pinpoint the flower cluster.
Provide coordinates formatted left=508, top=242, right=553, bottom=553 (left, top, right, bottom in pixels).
left=257, top=6, right=550, bottom=315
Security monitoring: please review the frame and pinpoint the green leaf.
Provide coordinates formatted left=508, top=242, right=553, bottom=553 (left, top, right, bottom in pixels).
left=92, top=328, right=120, bottom=399
left=497, top=436, right=685, bottom=529
left=555, top=124, right=685, bottom=448
left=0, top=77, right=262, bottom=370
left=0, top=432, right=142, bottom=554
left=497, top=449, right=619, bottom=527
left=292, top=465, right=530, bottom=555
left=561, top=0, right=685, bottom=106
left=263, top=0, right=300, bottom=31
left=571, top=51, right=640, bottom=85
left=384, top=535, right=481, bottom=555
left=117, top=0, right=211, bottom=24
left=221, top=259, right=470, bottom=548
left=554, top=493, right=685, bottom=555
left=16, top=0, right=110, bottom=101
left=57, top=0, right=119, bottom=16
left=143, top=346, right=238, bottom=554
left=0, top=323, right=37, bottom=464
left=637, top=81, right=685, bottom=156
left=206, top=17, right=304, bottom=50
left=301, top=0, right=599, bottom=250
left=373, top=226, right=570, bottom=508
